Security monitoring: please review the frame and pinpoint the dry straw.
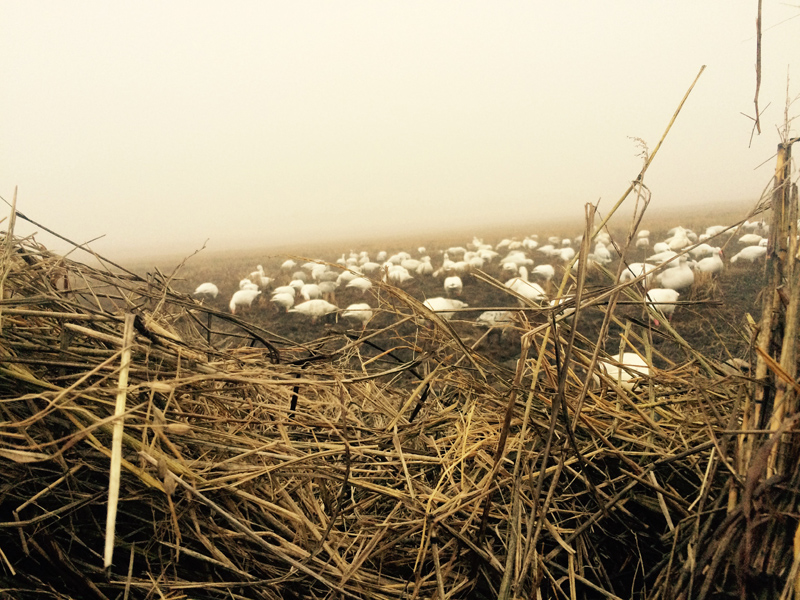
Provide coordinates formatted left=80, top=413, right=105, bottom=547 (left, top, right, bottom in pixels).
left=0, top=75, right=798, bottom=600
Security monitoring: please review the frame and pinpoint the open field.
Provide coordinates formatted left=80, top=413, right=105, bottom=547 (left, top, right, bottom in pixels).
left=128, top=201, right=769, bottom=370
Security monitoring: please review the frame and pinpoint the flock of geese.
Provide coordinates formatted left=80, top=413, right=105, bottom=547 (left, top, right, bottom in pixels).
left=192, top=220, right=770, bottom=351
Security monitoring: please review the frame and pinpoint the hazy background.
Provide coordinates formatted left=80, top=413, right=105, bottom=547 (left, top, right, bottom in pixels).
left=1, top=2, right=797, bottom=259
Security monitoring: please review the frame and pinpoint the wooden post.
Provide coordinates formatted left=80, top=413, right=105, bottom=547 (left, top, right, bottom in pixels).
left=752, top=138, right=799, bottom=476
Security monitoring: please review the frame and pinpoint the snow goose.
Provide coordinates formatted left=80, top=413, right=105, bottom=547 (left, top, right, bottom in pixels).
left=645, top=288, right=680, bottom=325
left=300, top=283, right=322, bottom=301
left=289, top=299, right=338, bottom=323
left=731, top=245, right=766, bottom=263
left=229, top=289, right=261, bottom=315
left=505, top=266, right=547, bottom=305
left=423, top=297, right=468, bottom=321
left=596, top=352, right=651, bottom=391
left=271, top=292, right=295, bottom=312
left=619, top=263, right=658, bottom=288
left=657, top=259, right=694, bottom=291
left=695, top=248, right=724, bottom=274
left=444, top=275, right=463, bottom=296
left=346, top=277, right=372, bottom=294
left=193, top=282, right=219, bottom=299
left=341, top=303, right=373, bottom=329
left=738, top=233, right=764, bottom=245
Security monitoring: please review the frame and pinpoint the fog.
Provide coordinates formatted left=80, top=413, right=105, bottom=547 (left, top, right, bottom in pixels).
left=1, top=2, right=797, bottom=259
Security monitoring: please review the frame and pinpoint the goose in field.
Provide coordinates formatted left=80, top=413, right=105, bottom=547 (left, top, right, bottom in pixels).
left=249, top=265, right=274, bottom=290
left=738, top=233, right=763, bottom=245
left=505, top=266, right=546, bottom=304
left=281, top=259, right=297, bottom=271
left=651, top=242, right=669, bottom=255
left=704, top=225, right=727, bottom=237
left=647, top=250, right=678, bottom=265
left=619, top=262, right=658, bottom=287
left=476, top=310, right=515, bottom=329
left=688, top=243, right=717, bottom=259
left=423, top=297, right=468, bottom=321
left=290, top=299, right=338, bottom=323
left=270, top=292, right=295, bottom=312
left=416, top=257, right=434, bottom=276
left=193, top=282, right=219, bottom=299
left=362, top=261, right=383, bottom=276
left=596, top=352, right=651, bottom=391
left=559, top=247, right=576, bottom=262
left=346, top=277, right=372, bottom=294
left=667, top=229, right=692, bottom=251
left=532, top=264, right=556, bottom=281
left=318, top=281, right=338, bottom=303
left=550, top=296, right=576, bottom=322
left=645, top=288, right=680, bottom=326
left=593, top=242, right=613, bottom=265
left=444, top=275, right=463, bottom=296
left=341, top=303, right=373, bottom=329
left=695, top=248, right=724, bottom=274
left=657, top=259, right=694, bottom=291
left=272, top=285, right=296, bottom=297
left=229, top=289, right=261, bottom=315
left=300, top=283, right=322, bottom=301
left=239, top=278, right=260, bottom=291
left=385, top=265, right=413, bottom=285
left=731, top=245, right=767, bottom=263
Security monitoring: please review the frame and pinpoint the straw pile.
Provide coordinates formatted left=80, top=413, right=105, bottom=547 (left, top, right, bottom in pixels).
left=1, top=214, right=798, bottom=600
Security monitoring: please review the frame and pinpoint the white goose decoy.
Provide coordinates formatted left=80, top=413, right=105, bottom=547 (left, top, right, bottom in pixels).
left=193, top=282, right=219, bottom=299
left=229, top=289, right=261, bottom=315
left=289, top=299, right=338, bottom=323
left=423, top=297, right=468, bottom=321
left=505, top=266, right=546, bottom=304
left=341, top=303, right=373, bottom=329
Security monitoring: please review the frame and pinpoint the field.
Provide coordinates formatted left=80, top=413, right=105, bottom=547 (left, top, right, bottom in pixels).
left=137, top=206, right=768, bottom=371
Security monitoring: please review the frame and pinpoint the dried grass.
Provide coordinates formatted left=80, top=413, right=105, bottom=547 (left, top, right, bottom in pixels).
left=0, top=213, right=793, bottom=600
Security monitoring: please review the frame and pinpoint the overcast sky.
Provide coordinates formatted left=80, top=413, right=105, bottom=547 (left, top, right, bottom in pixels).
left=1, top=2, right=797, bottom=258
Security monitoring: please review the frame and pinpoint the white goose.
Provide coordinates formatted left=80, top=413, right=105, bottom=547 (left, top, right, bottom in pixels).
left=505, top=266, right=546, bottom=304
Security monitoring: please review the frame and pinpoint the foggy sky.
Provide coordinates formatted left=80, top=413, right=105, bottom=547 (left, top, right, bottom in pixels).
left=1, top=2, right=797, bottom=258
